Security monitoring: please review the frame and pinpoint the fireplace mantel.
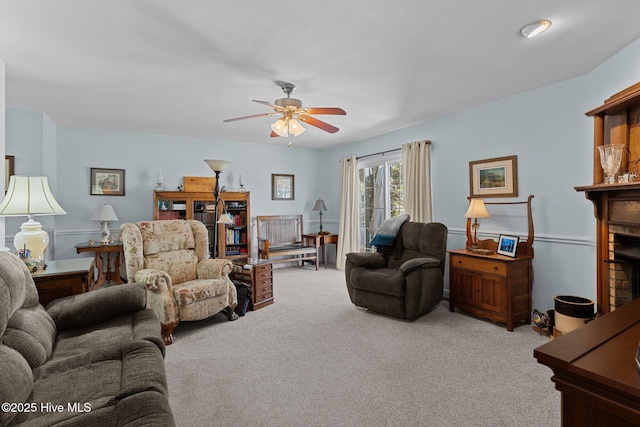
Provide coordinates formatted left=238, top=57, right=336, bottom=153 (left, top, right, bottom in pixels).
left=577, top=81, right=640, bottom=314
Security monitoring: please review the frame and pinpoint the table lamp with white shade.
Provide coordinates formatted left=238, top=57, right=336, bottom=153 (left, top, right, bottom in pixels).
left=91, top=204, right=119, bottom=244
left=0, top=176, right=67, bottom=261
left=464, top=198, right=490, bottom=249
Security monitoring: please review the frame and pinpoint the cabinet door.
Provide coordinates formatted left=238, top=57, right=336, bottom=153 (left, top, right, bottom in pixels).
left=451, top=268, right=475, bottom=307
left=477, top=273, right=507, bottom=314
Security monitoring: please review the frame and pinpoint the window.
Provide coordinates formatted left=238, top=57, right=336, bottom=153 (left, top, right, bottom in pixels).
left=358, top=153, right=404, bottom=251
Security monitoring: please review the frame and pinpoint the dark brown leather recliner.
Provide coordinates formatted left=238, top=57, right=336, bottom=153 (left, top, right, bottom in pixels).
left=345, top=222, right=448, bottom=320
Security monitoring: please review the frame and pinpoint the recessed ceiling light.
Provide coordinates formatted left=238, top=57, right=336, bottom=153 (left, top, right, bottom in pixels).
left=520, top=20, right=552, bottom=38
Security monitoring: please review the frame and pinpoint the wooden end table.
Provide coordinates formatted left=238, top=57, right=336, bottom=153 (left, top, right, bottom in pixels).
left=75, top=242, right=125, bottom=290
left=32, top=258, right=94, bottom=307
left=303, top=233, right=339, bottom=268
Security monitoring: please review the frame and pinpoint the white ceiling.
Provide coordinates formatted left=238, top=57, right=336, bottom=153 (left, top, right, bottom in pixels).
left=2, top=1, right=640, bottom=149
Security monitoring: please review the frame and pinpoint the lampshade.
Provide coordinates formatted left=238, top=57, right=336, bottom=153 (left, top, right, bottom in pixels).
left=0, top=176, right=67, bottom=216
left=204, top=159, right=231, bottom=172
left=271, top=118, right=306, bottom=137
left=288, top=119, right=306, bottom=136
left=271, top=119, right=288, bottom=137
left=217, top=212, right=233, bottom=224
left=464, top=199, right=490, bottom=219
left=312, top=199, right=327, bottom=212
left=91, top=204, right=118, bottom=222
left=0, top=176, right=66, bottom=262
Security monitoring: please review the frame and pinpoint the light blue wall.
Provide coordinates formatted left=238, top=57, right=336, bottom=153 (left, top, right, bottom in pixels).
left=5, top=37, right=640, bottom=312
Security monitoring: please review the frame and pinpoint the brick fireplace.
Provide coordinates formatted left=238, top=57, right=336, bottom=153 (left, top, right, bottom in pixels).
left=575, top=81, right=640, bottom=314
left=609, top=226, right=640, bottom=310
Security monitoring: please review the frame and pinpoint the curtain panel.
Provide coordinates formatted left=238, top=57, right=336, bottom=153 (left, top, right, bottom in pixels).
left=401, top=140, right=432, bottom=223
left=336, top=156, right=359, bottom=270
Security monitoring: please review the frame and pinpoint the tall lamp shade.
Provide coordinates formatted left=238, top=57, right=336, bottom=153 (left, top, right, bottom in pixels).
left=0, top=176, right=67, bottom=261
left=91, top=204, right=119, bottom=244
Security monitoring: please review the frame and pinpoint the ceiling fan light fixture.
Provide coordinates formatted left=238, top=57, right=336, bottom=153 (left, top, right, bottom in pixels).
left=271, top=119, right=288, bottom=137
left=288, top=119, right=306, bottom=136
left=520, top=19, right=552, bottom=38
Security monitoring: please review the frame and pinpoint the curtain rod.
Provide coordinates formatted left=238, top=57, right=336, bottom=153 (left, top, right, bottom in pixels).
left=355, top=140, right=431, bottom=160
left=356, top=148, right=401, bottom=160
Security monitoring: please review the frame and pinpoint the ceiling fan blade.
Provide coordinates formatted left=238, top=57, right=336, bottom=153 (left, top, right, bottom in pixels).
left=253, top=100, right=282, bottom=110
left=299, top=115, right=339, bottom=133
left=223, top=112, right=275, bottom=123
left=304, top=107, right=346, bottom=115
left=270, top=131, right=279, bottom=137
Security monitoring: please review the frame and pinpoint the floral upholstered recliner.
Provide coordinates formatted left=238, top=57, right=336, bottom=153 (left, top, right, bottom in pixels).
left=120, top=219, right=238, bottom=344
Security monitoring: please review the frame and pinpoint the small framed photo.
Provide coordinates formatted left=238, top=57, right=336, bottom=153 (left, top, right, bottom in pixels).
left=5, top=155, right=14, bottom=194
left=91, top=168, right=125, bottom=196
left=272, top=174, right=294, bottom=200
left=469, top=155, right=518, bottom=198
left=497, top=234, right=519, bottom=257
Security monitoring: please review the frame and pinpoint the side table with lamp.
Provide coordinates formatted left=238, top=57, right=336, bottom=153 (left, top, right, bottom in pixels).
left=76, top=204, right=124, bottom=289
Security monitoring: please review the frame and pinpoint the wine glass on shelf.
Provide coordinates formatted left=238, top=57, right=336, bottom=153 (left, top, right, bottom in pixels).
left=597, top=144, right=624, bottom=184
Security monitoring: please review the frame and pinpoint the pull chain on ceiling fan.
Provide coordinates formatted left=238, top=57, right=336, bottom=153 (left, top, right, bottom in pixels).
left=223, top=82, right=346, bottom=139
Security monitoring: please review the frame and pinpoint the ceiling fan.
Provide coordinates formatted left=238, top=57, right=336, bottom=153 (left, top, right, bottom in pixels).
left=223, top=82, right=346, bottom=138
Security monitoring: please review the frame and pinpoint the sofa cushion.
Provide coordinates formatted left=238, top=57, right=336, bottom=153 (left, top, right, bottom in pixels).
left=145, top=249, right=198, bottom=284
left=14, top=340, right=171, bottom=426
left=3, top=305, right=56, bottom=368
left=173, top=278, right=230, bottom=308
left=0, top=345, right=33, bottom=426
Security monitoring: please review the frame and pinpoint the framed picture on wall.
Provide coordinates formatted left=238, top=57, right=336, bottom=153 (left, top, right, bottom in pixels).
left=271, top=174, right=294, bottom=200
left=90, top=167, right=125, bottom=196
left=5, top=155, right=14, bottom=194
left=469, top=155, right=518, bottom=198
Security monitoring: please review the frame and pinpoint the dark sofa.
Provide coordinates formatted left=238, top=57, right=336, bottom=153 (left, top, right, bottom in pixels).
left=0, top=251, right=175, bottom=426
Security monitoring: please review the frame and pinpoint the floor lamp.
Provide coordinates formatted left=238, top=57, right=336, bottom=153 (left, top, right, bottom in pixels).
left=205, top=159, right=231, bottom=258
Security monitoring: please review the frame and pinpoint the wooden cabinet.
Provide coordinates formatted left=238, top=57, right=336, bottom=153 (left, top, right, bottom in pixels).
left=32, top=258, right=94, bottom=307
left=154, top=190, right=251, bottom=259
left=230, top=258, right=273, bottom=310
left=449, top=249, right=533, bottom=331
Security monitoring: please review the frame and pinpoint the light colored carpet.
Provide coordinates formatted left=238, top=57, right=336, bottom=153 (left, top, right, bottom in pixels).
left=165, top=266, right=560, bottom=427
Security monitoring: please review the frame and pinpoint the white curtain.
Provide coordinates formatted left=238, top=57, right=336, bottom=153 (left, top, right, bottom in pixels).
left=402, top=140, right=433, bottom=223
left=336, top=156, right=359, bottom=270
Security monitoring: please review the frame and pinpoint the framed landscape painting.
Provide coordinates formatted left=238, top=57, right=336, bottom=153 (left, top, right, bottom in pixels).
left=271, top=174, right=294, bottom=200
left=469, top=155, right=518, bottom=198
left=90, top=168, right=125, bottom=196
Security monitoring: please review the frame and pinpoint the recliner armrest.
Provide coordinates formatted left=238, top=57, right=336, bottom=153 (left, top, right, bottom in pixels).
left=134, top=269, right=173, bottom=292
left=345, top=252, right=387, bottom=268
left=47, top=283, right=148, bottom=330
left=399, top=257, right=442, bottom=275
left=197, top=258, right=233, bottom=280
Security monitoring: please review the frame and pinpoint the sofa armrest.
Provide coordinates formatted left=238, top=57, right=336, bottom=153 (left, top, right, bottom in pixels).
left=197, top=258, right=232, bottom=280
left=345, top=252, right=387, bottom=268
left=399, top=257, right=442, bottom=275
left=47, top=284, right=147, bottom=330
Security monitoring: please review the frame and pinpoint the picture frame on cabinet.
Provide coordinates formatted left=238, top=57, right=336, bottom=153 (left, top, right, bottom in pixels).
left=5, top=155, right=14, bottom=194
left=497, top=234, right=519, bottom=257
left=271, top=174, right=294, bottom=200
left=469, top=155, right=518, bottom=198
left=90, top=167, right=125, bottom=196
